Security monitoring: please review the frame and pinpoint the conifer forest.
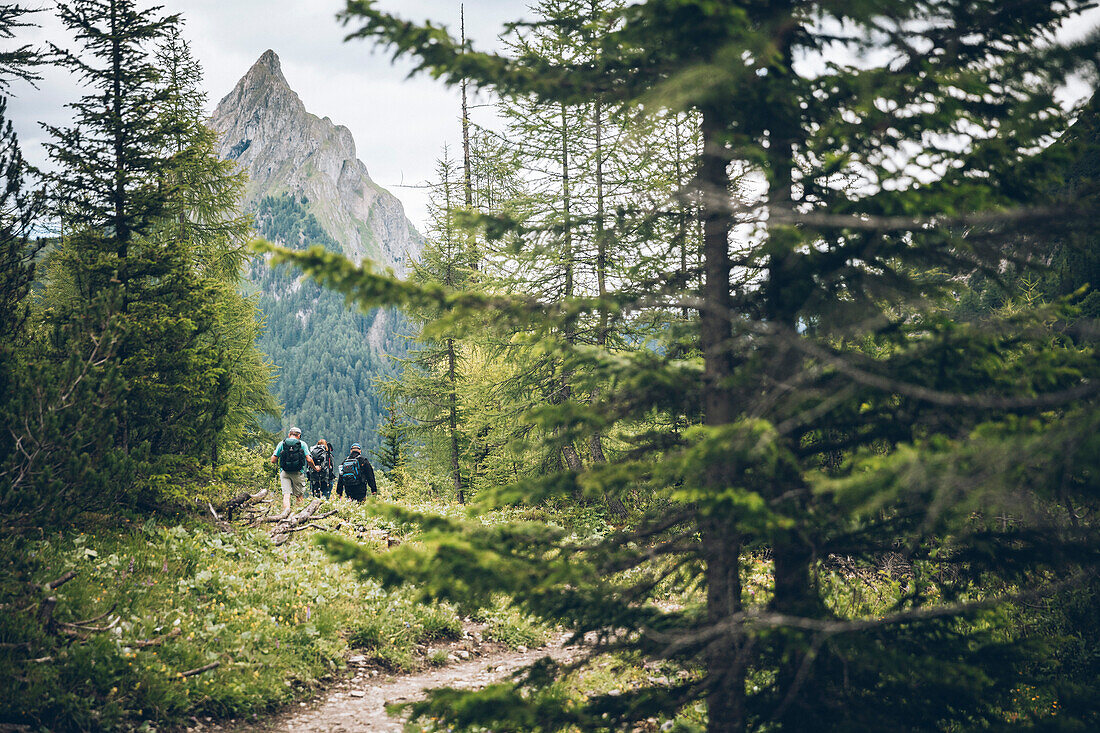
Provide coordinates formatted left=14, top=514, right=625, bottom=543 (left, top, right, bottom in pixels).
left=1, top=1, right=1099, bottom=731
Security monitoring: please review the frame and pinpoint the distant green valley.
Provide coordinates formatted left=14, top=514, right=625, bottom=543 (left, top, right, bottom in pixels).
left=250, top=193, right=408, bottom=454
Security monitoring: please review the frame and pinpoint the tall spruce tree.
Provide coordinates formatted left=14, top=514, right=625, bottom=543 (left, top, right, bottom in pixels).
left=371, top=397, right=407, bottom=481
left=42, top=0, right=177, bottom=272
left=40, top=0, right=183, bottom=453
left=151, top=26, right=279, bottom=463
left=270, top=1, right=1100, bottom=730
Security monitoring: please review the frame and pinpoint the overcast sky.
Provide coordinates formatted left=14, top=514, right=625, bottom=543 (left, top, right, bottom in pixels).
left=7, top=2, right=1100, bottom=231
left=7, top=0, right=531, bottom=230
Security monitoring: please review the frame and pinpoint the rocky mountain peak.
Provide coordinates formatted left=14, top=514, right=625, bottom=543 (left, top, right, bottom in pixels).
left=210, top=50, right=419, bottom=274
left=255, top=48, right=282, bottom=75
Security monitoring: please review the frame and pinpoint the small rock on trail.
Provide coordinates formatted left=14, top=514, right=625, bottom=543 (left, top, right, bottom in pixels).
left=246, top=635, right=579, bottom=733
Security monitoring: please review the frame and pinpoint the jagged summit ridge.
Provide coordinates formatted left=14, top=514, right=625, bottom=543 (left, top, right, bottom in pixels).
left=210, top=50, right=419, bottom=274
left=255, top=48, right=282, bottom=74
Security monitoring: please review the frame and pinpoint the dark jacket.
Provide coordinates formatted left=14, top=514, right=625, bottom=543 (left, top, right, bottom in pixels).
left=336, top=450, right=377, bottom=501
left=308, top=444, right=334, bottom=482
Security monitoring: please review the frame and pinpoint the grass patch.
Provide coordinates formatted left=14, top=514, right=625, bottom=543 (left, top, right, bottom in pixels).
left=471, top=597, right=550, bottom=650
left=343, top=594, right=462, bottom=672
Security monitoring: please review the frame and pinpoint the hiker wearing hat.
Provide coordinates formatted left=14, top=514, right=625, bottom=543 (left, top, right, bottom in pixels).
left=270, top=427, right=319, bottom=513
left=307, top=439, right=335, bottom=499
left=336, top=442, right=377, bottom=502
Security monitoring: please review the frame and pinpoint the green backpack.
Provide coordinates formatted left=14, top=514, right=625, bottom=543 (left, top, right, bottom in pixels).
left=279, top=437, right=306, bottom=472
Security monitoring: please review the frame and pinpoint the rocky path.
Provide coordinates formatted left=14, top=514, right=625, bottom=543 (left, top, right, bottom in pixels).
left=246, top=635, right=580, bottom=733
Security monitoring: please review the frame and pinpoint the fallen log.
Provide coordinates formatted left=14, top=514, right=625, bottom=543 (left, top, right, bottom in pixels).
left=222, top=488, right=269, bottom=521
left=270, top=499, right=328, bottom=545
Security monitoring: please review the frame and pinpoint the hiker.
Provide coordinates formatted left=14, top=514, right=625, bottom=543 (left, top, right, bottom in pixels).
left=336, top=442, right=377, bottom=502
left=307, top=438, right=335, bottom=499
left=270, top=427, right=318, bottom=513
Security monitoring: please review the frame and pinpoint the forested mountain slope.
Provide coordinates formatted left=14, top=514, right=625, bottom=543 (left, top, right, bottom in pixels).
left=209, top=50, right=420, bottom=452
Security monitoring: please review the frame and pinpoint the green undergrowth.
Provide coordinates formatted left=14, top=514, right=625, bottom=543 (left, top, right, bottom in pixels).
left=344, top=595, right=463, bottom=672
left=0, top=508, right=374, bottom=731
left=473, top=598, right=550, bottom=649
left=0, top=456, right=538, bottom=731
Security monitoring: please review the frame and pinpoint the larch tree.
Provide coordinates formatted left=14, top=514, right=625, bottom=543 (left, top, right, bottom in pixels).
left=389, top=148, right=475, bottom=501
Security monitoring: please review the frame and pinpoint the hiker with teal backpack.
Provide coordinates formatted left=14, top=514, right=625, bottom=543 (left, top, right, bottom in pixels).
left=270, top=427, right=318, bottom=514
left=336, top=443, right=377, bottom=502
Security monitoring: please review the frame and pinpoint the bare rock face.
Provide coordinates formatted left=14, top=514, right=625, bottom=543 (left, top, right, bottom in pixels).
left=210, top=49, right=419, bottom=274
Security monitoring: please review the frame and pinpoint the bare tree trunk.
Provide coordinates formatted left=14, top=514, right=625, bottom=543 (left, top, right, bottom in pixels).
left=675, top=115, right=690, bottom=319
left=460, top=4, right=477, bottom=271
left=762, top=25, right=819, bottom=730
left=109, top=1, right=131, bottom=453
left=586, top=94, right=627, bottom=519
left=557, top=100, right=585, bottom=480
left=448, top=336, right=463, bottom=504
left=698, top=107, right=746, bottom=733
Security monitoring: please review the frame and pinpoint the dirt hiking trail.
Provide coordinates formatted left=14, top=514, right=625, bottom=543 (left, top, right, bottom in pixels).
left=238, top=635, right=580, bottom=733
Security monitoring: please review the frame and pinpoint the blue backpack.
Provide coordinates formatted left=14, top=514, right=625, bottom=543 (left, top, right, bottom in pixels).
left=339, top=457, right=364, bottom=487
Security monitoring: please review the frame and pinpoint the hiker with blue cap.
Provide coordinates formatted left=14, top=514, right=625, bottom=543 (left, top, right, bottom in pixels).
left=336, top=442, right=377, bottom=502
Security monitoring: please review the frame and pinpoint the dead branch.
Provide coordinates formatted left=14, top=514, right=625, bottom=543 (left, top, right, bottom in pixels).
left=59, top=615, right=118, bottom=633
left=269, top=499, right=328, bottom=546
left=131, top=627, right=182, bottom=648
left=283, top=521, right=330, bottom=534
left=207, top=502, right=234, bottom=533
left=179, top=661, right=219, bottom=678
left=43, top=571, right=76, bottom=591
left=283, top=498, right=323, bottom=527
left=60, top=603, right=116, bottom=627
